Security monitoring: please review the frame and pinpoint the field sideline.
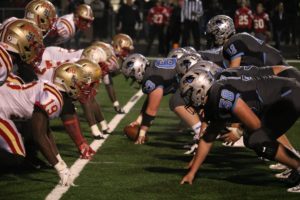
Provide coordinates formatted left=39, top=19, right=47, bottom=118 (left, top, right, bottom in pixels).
left=1, top=62, right=300, bottom=200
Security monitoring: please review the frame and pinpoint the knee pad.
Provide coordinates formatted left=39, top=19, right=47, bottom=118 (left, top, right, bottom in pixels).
left=252, top=141, right=279, bottom=161
left=245, top=127, right=279, bottom=160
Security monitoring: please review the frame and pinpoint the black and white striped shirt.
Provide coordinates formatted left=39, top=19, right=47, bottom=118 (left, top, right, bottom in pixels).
left=181, top=0, right=203, bottom=22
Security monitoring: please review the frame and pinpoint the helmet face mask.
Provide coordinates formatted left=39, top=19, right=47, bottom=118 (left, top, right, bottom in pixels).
left=53, top=63, right=90, bottom=100
left=180, top=69, right=215, bottom=108
left=121, top=53, right=148, bottom=83
left=75, top=59, right=102, bottom=101
left=74, top=4, right=94, bottom=30
left=0, top=19, right=45, bottom=67
left=25, top=0, right=57, bottom=35
left=176, top=53, right=203, bottom=78
left=167, top=48, right=188, bottom=59
left=112, top=34, right=134, bottom=58
left=206, top=15, right=236, bottom=46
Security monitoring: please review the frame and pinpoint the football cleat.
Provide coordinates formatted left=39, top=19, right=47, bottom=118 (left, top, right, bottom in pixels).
left=275, top=168, right=292, bottom=179
left=269, top=162, right=288, bottom=171
left=114, top=106, right=125, bottom=114
left=287, top=183, right=300, bottom=193
left=93, top=134, right=105, bottom=140
left=184, top=143, right=198, bottom=155
left=102, top=129, right=111, bottom=135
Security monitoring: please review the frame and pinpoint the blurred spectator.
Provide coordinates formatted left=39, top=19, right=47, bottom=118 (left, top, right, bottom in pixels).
left=205, top=0, right=224, bottom=21
left=165, top=0, right=181, bottom=53
left=181, top=0, right=203, bottom=50
left=91, top=0, right=106, bottom=40
left=272, top=2, right=287, bottom=49
left=145, top=0, right=169, bottom=56
left=283, top=0, right=298, bottom=45
left=116, top=0, right=142, bottom=39
left=90, top=0, right=112, bottom=39
left=253, top=3, right=271, bottom=42
left=234, top=0, right=253, bottom=33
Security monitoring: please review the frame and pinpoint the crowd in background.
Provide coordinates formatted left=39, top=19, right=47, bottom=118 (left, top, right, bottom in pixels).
left=1, top=0, right=299, bottom=56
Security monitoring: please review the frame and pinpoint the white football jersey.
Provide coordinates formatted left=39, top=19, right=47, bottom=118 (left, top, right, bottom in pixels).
left=35, top=46, right=83, bottom=82
left=0, top=80, right=63, bottom=120
left=0, top=44, right=13, bottom=85
left=47, top=14, right=76, bottom=45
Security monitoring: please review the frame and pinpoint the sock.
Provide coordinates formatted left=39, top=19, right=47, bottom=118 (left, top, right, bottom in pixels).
left=113, top=101, right=120, bottom=107
left=90, top=124, right=102, bottom=136
left=100, top=120, right=108, bottom=131
left=63, top=115, right=86, bottom=149
left=192, top=122, right=201, bottom=141
left=192, top=122, right=201, bottom=135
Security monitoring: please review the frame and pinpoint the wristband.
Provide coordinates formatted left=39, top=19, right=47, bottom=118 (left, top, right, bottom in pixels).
left=136, top=114, right=143, bottom=125
left=141, top=112, right=155, bottom=127
left=139, top=129, right=146, bottom=137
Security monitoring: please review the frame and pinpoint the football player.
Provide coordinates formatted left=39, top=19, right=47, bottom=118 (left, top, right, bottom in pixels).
left=0, top=62, right=88, bottom=186
left=207, top=15, right=287, bottom=68
left=122, top=54, right=178, bottom=144
left=44, top=4, right=94, bottom=46
left=206, top=14, right=296, bottom=152
left=93, top=40, right=125, bottom=114
left=75, top=58, right=109, bottom=138
left=179, top=67, right=300, bottom=193
left=0, top=19, right=97, bottom=159
left=24, top=0, right=57, bottom=37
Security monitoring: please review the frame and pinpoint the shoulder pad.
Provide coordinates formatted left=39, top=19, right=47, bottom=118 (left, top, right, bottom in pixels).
left=38, top=82, right=63, bottom=119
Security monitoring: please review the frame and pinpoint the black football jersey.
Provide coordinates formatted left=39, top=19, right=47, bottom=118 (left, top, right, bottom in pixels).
left=223, top=33, right=287, bottom=66
left=217, top=66, right=274, bottom=80
left=142, top=58, right=178, bottom=95
left=204, top=76, right=297, bottom=122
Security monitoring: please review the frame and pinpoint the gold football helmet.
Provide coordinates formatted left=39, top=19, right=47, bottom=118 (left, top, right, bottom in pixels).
left=112, top=33, right=134, bottom=58
left=81, top=45, right=107, bottom=64
left=53, top=62, right=89, bottom=99
left=0, top=19, right=44, bottom=67
left=92, top=41, right=121, bottom=73
left=76, top=58, right=102, bottom=84
left=25, top=0, right=57, bottom=35
left=74, top=4, right=94, bottom=30
left=92, top=41, right=115, bottom=59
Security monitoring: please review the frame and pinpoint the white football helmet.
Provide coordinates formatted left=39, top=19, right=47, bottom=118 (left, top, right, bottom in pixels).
left=206, top=15, right=236, bottom=46
left=167, top=48, right=188, bottom=59
left=176, top=53, right=203, bottom=78
left=180, top=68, right=215, bottom=107
left=189, top=60, right=223, bottom=77
left=121, top=53, right=149, bottom=83
left=183, top=46, right=197, bottom=54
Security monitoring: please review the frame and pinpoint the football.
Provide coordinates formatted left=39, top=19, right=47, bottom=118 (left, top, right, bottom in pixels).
left=123, top=124, right=140, bottom=141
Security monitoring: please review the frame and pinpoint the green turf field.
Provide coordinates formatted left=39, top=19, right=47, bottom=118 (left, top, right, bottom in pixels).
left=1, top=63, right=300, bottom=200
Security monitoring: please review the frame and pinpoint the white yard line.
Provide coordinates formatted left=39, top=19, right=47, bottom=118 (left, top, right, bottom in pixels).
left=45, top=89, right=144, bottom=200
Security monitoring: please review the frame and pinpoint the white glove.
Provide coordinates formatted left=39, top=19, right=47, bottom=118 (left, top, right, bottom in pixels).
left=55, top=161, right=74, bottom=186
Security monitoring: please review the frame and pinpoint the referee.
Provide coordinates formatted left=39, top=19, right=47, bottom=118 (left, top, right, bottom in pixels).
left=181, top=0, right=203, bottom=50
